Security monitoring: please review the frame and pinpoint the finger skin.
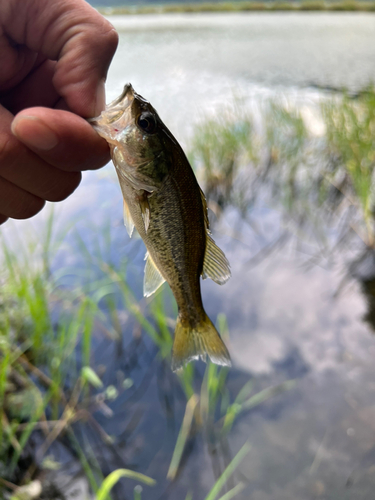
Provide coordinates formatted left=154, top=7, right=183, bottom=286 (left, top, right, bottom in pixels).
left=1, top=105, right=82, bottom=202
left=0, top=35, right=38, bottom=91
left=1, top=0, right=118, bottom=117
left=1, top=59, right=59, bottom=114
left=0, top=175, right=45, bottom=219
left=11, top=108, right=110, bottom=171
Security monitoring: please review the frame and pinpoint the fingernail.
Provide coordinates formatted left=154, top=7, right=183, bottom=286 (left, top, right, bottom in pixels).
left=93, top=80, right=106, bottom=116
left=11, top=116, right=58, bottom=151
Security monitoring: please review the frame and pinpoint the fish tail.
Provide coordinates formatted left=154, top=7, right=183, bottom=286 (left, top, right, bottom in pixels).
left=171, top=314, right=231, bottom=372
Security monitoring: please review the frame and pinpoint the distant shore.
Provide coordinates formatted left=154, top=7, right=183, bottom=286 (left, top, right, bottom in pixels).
left=98, top=1, right=375, bottom=15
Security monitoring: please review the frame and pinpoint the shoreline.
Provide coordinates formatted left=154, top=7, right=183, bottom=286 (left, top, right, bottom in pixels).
left=97, top=1, right=375, bottom=15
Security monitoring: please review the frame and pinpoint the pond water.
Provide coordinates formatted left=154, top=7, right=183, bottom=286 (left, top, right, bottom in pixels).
left=3, top=12, right=375, bottom=500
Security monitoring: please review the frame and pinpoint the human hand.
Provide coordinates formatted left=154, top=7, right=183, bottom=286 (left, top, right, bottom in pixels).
left=0, top=0, right=118, bottom=225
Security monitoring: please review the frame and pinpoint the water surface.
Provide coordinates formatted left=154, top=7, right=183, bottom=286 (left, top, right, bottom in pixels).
left=3, top=12, right=375, bottom=500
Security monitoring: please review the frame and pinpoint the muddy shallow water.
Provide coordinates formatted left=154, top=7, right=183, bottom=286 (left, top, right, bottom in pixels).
left=3, top=12, right=375, bottom=500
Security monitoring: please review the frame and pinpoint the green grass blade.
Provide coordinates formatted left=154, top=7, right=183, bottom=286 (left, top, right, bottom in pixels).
left=167, top=394, right=199, bottom=480
left=242, top=380, right=296, bottom=410
left=42, top=207, right=54, bottom=276
left=96, top=469, right=156, bottom=500
left=67, top=429, right=100, bottom=495
left=0, top=338, right=10, bottom=445
left=81, top=366, right=103, bottom=389
left=8, top=390, right=52, bottom=475
left=178, top=362, right=195, bottom=400
left=204, top=442, right=250, bottom=500
left=217, top=482, right=246, bottom=500
left=234, top=380, right=254, bottom=405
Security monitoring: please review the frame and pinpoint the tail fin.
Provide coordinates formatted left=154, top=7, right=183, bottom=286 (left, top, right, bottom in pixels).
left=171, top=314, right=231, bottom=372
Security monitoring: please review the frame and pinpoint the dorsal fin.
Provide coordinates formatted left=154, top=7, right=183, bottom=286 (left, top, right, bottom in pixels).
left=200, top=187, right=210, bottom=229
left=144, top=252, right=166, bottom=297
left=123, top=198, right=135, bottom=237
left=200, top=188, right=231, bottom=285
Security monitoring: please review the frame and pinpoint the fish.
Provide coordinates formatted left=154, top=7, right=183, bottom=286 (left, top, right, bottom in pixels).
left=89, top=84, right=231, bottom=371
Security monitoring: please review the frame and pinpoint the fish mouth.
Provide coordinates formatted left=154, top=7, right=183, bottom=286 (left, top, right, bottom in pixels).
left=88, top=83, right=135, bottom=127
left=108, top=83, right=135, bottom=109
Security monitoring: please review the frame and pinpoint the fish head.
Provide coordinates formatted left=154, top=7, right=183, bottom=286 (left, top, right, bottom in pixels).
left=90, top=84, right=167, bottom=176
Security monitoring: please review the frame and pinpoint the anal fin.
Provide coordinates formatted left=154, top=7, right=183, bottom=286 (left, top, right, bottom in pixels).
left=144, top=252, right=166, bottom=297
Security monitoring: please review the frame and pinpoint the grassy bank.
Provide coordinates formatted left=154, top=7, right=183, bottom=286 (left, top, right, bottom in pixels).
left=98, top=0, right=375, bottom=15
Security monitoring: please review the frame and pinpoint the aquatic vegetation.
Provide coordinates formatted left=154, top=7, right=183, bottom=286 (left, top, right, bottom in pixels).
left=189, top=101, right=256, bottom=219
left=0, top=213, right=292, bottom=499
left=323, top=89, right=375, bottom=246
left=267, top=89, right=375, bottom=252
left=96, top=469, right=156, bottom=500
left=3, top=84, right=374, bottom=498
left=0, top=218, right=153, bottom=496
left=168, top=359, right=295, bottom=484
left=190, top=86, right=375, bottom=262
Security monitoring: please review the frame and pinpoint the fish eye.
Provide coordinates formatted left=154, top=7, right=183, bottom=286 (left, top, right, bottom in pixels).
left=137, top=113, right=157, bottom=134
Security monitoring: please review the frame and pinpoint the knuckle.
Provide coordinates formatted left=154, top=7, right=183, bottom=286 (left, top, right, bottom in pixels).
left=83, top=20, right=118, bottom=61
left=0, top=134, right=16, bottom=165
left=103, top=25, right=119, bottom=54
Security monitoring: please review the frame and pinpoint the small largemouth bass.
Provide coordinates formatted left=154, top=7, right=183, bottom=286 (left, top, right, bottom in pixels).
left=90, top=84, right=231, bottom=371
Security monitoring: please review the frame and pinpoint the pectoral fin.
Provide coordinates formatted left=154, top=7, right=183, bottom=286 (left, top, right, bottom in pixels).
left=123, top=198, right=135, bottom=237
left=114, top=157, right=158, bottom=194
left=200, top=188, right=231, bottom=285
left=144, top=252, right=166, bottom=297
left=139, top=195, right=151, bottom=233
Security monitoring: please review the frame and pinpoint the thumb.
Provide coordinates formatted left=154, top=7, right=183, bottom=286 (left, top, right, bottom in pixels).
left=1, top=0, right=118, bottom=117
